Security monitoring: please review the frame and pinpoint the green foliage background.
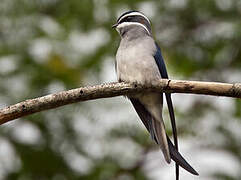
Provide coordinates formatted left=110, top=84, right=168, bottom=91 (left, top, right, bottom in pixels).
left=0, top=0, right=241, bottom=179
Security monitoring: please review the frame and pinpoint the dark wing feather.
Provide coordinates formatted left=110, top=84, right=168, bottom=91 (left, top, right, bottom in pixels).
left=154, top=42, right=180, bottom=179
left=130, top=98, right=198, bottom=175
left=153, top=43, right=169, bottom=78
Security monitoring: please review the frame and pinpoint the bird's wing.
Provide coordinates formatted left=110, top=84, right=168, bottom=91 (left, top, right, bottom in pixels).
left=153, top=43, right=178, bottom=151
left=130, top=98, right=198, bottom=175
left=153, top=42, right=196, bottom=178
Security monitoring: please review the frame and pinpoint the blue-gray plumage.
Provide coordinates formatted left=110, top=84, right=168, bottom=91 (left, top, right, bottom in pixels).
left=155, top=41, right=181, bottom=179
left=113, top=10, right=198, bottom=178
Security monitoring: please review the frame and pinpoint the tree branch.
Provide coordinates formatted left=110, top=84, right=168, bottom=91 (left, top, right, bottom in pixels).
left=0, top=79, right=241, bottom=125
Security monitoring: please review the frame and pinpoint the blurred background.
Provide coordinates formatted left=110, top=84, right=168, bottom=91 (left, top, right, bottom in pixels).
left=0, top=0, right=241, bottom=179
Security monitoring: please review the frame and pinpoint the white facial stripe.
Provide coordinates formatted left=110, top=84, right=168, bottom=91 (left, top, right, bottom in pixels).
left=116, top=22, right=150, bottom=35
left=118, top=12, right=150, bottom=24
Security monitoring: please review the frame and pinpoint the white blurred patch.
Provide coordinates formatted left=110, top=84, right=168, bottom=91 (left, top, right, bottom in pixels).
left=138, top=2, right=157, bottom=19
left=29, top=38, right=52, bottom=63
left=156, top=26, right=180, bottom=46
left=193, top=149, right=240, bottom=178
left=226, top=117, right=241, bottom=140
left=93, top=0, right=110, bottom=23
left=215, top=22, right=235, bottom=39
left=0, top=138, right=21, bottom=179
left=0, top=95, right=10, bottom=109
left=82, top=138, right=105, bottom=159
left=194, top=22, right=235, bottom=43
left=0, top=55, right=18, bottom=75
left=72, top=98, right=135, bottom=138
left=170, top=93, right=197, bottom=112
left=222, top=69, right=241, bottom=83
left=8, top=121, right=44, bottom=145
left=39, top=16, right=63, bottom=37
left=105, top=138, right=142, bottom=169
left=215, top=0, right=233, bottom=11
left=144, top=138, right=240, bottom=180
left=167, top=0, right=188, bottom=9
left=82, top=69, right=100, bottom=85
left=72, top=112, right=97, bottom=136
left=4, top=74, right=29, bottom=98
left=43, top=110, right=66, bottom=150
left=99, top=56, right=116, bottom=82
left=0, top=0, right=14, bottom=12
left=60, top=141, right=92, bottom=174
left=64, top=149, right=92, bottom=174
left=81, top=55, right=116, bottom=84
left=68, top=28, right=110, bottom=56
left=45, top=81, right=66, bottom=94
left=195, top=111, right=225, bottom=146
left=71, top=90, right=141, bottom=160
left=212, top=96, right=235, bottom=114
left=144, top=149, right=172, bottom=179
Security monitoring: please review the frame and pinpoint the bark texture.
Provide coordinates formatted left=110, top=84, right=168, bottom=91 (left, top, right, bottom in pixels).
left=0, top=79, right=240, bottom=125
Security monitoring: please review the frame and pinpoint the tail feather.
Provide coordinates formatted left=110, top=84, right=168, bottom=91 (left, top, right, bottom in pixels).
left=167, top=137, right=199, bottom=176
left=129, top=98, right=199, bottom=176
left=152, top=118, right=171, bottom=163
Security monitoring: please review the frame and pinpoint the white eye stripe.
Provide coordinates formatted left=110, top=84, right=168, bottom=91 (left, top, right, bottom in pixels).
left=118, top=12, right=151, bottom=24
left=116, top=22, right=151, bottom=35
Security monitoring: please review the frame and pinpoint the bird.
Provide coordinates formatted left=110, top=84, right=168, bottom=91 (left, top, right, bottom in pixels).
left=112, top=10, right=199, bottom=179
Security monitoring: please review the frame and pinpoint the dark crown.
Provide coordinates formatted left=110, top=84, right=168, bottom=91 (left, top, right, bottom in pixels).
left=116, top=11, right=151, bottom=34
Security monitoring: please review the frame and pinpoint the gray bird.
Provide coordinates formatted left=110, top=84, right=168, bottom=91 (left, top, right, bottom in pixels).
left=113, top=10, right=198, bottom=179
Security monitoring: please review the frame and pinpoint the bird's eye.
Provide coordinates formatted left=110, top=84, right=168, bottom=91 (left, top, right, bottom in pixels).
left=126, top=17, right=132, bottom=21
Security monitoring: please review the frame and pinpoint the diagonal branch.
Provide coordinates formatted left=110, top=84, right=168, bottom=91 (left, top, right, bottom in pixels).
left=0, top=79, right=241, bottom=125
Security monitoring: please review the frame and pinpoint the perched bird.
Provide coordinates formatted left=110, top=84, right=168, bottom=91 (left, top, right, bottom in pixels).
left=113, top=10, right=198, bottom=179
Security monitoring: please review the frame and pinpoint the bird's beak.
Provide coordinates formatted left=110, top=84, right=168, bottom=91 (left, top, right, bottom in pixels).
left=112, top=23, right=118, bottom=28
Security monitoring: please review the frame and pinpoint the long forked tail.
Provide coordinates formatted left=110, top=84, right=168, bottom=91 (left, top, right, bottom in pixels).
left=167, top=137, right=199, bottom=175
left=129, top=98, right=199, bottom=176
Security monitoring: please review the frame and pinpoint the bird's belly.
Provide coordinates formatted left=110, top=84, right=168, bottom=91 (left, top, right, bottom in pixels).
left=116, top=49, right=161, bottom=85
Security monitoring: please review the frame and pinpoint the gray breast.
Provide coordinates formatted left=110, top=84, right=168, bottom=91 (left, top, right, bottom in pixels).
left=116, top=35, right=161, bottom=85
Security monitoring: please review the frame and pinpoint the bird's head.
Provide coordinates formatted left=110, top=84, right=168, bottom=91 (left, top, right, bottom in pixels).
left=112, top=11, right=152, bottom=38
